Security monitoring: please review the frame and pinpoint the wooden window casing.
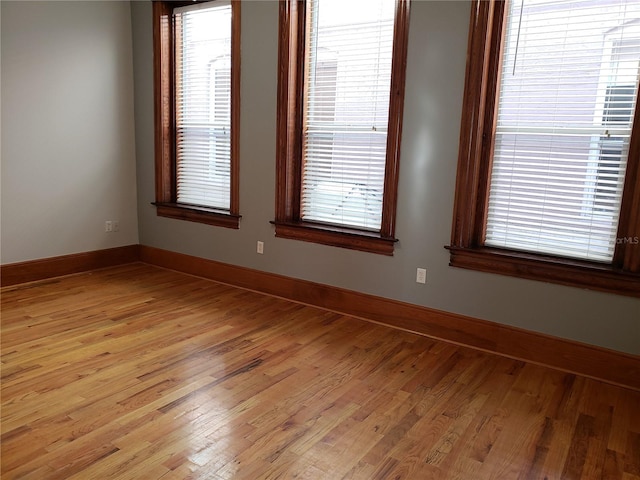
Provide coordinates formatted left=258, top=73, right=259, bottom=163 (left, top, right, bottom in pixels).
left=153, top=0, right=241, bottom=229
left=447, top=0, right=640, bottom=297
left=273, top=0, right=411, bottom=255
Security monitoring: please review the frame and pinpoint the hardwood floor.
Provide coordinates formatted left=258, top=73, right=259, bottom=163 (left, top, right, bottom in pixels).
left=1, top=264, right=639, bottom=479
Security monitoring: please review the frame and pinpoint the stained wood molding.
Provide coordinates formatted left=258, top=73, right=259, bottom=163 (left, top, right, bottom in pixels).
left=139, top=245, right=640, bottom=391
left=0, top=245, right=140, bottom=287
left=447, top=0, right=640, bottom=296
left=273, top=0, right=409, bottom=255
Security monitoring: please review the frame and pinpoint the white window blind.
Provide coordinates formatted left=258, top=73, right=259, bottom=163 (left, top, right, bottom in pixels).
left=175, top=2, right=232, bottom=210
left=300, top=0, right=395, bottom=231
left=486, top=0, right=640, bottom=262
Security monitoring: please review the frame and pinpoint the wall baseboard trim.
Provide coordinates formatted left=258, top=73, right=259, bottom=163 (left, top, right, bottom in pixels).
left=3, top=244, right=637, bottom=390
left=1, top=245, right=140, bottom=287
left=139, top=245, right=640, bottom=391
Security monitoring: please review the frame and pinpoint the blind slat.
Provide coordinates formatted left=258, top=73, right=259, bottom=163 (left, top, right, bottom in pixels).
left=300, top=0, right=395, bottom=230
left=175, top=2, right=232, bottom=210
left=485, top=0, right=640, bottom=262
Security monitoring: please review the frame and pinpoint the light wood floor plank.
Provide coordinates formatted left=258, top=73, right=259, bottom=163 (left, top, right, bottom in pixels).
left=2, top=263, right=639, bottom=479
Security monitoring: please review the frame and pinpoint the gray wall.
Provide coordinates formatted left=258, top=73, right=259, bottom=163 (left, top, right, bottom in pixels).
left=1, top=1, right=139, bottom=264
left=12, top=0, right=640, bottom=354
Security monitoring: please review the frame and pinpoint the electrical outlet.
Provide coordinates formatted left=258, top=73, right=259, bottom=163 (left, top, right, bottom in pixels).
left=416, top=268, right=427, bottom=284
left=105, top=221, right=113, bottom=232
left=257, top=241, right=264, bottom=254
left=113, top=221, right=119, bottom=232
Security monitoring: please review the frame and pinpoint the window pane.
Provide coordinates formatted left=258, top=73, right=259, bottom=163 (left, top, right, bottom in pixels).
left=175, top=2, right=232, bottom=210
left=300, top=0, right=395, bottom=231
left=485, top=0, right=640, bottom=262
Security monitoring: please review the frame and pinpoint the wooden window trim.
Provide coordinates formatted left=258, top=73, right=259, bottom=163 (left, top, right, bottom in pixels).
left=447, top=0, right=640, bottom=297
left=273, top=0, right=410, bottom=256
left=153, top=0, right=241, bottom=229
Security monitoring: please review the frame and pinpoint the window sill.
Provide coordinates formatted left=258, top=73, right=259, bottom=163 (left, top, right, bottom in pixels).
left=273, top=221, right=397, bottom=255
left=446, top=245, right=640, bottom=297
left=153, top=203, right=240, bottom=229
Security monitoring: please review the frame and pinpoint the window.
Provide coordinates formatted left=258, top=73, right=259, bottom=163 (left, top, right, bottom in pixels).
left=153, top=0, right=240, bottom=228
left=274, top=0, right=410, bottom=255
left=448, top=0, right=640, bottom=296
